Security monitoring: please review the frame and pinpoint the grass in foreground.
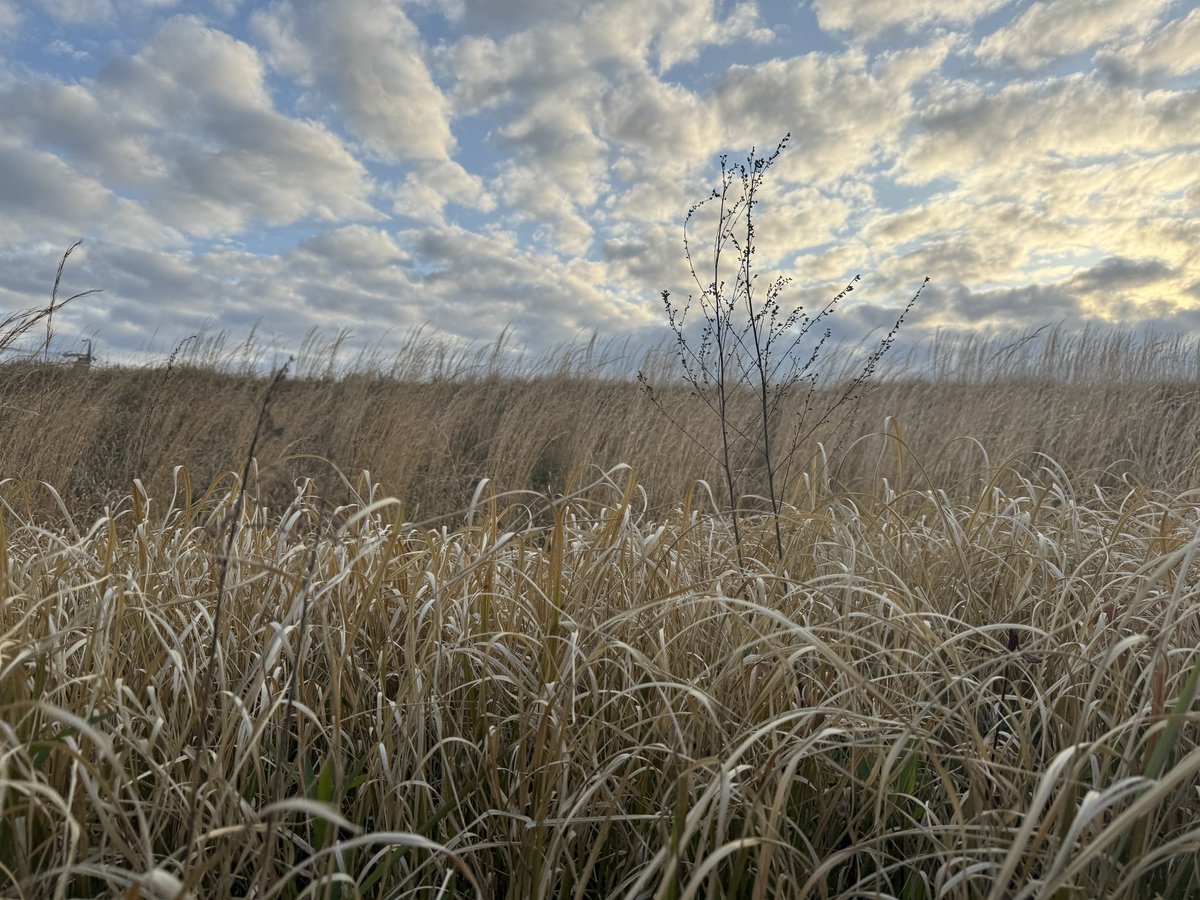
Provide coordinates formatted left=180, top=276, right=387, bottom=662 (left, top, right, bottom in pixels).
left=1, top=461, right=1199, bottom=898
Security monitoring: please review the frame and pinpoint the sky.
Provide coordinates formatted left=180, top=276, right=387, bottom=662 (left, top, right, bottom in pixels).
left=0, top=0, right=1198, bottom=366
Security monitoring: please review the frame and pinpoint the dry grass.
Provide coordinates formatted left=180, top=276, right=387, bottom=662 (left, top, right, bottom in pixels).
left=2, top=453, right=1200, bottom=897
left=2, top=326, right=1200, bottom=896
left=3, top=327, right=1200, bottom=520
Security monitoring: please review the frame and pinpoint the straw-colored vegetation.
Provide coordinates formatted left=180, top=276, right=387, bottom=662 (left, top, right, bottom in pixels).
left=3, top=329, right=1200, bottom=897
left=4, top=326, right=1200, bottom=518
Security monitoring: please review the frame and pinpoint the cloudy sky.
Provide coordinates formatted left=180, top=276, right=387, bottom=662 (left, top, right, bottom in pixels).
left=1, top=0, right=1198, bottom=365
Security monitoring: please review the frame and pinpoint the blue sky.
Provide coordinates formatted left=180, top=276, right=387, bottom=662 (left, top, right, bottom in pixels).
left=1, top=0, right=1198, bottom=364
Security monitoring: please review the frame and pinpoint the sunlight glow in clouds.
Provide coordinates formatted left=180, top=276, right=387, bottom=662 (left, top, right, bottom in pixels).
left=0, top=0, right=1197, bottom=361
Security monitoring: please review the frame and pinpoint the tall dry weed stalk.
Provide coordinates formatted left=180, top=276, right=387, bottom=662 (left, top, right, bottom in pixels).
left=640, top=137, right=927, bottom=565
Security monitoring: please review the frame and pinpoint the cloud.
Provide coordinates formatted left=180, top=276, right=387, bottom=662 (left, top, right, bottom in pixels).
left=1, top=17, right=376, bottom=239
left=251, top=0, right=454, bottom=162
left=599, top=71, right=718, bottom=164
left=390, top=160, right=495, bottom=224
left=812, top=0, right=1011, bottom=40
left=715, top=46, right=943, bottom=185
left=1096, top=7, right=1200, bottom=81
left=430, top=0, right=584, bottom=32
left=976, top=0, right=1174, bottom=70
left=934, top=254, right=1182, bottom=328
left=947, top=282, right=1085, bottom=325
left=0, top=0, right=20, bottom=31
left=46, top=39, right=91, bottom=60
left=649, top=0, right=773, bottom=71
left=448, top=0, right=770, bottom=111
left=1068, top=255, right=1176, bottom=294
left=404, top=225, right=655, bottom=340
left=899, top=75, right=1199, bottom=183
left=3, top=0, right=1199, bottom=361
left=40, top=0, right=113, bottom=23
left=475, top=65, right=612, bottom=251
left=439, top=0, right=780, bottom=252
left=0, top=140, right=180, bottom=249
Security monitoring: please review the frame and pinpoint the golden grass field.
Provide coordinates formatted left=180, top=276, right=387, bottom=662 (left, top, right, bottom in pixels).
left=2, top=329, right=1200, bottom=898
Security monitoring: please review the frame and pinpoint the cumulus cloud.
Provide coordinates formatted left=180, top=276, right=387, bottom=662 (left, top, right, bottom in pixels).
left=0, top=140, right=181, bottom=249
left=715, top=46, right=944, bottom=185
left=929, top=254, right=1182, bottom=329
left=1068, top=256, right=1176, bottom=294
left=899, top=75, right=1199, bottom=182
left=947, top=282, right=1085, bottom=325
left=812, top=0, right=1011, bottom=40
left=1, top=17, right=376, bottom=240
left=490, top=87, right=611, bottom=253
left=251, top=0, right=454, bottom=162
left=404, top=225, right=654, bottom=340
left=599, top=72, right=720, bottom=189
left=1, top=1, right=1198, bottom=360
left=424, top=0, right=585, bottom=33
left=448, top=0, right=769, bottom=111
left=649, top=0, right=773, bottom=71
left=1097, top=6, right=1200, bottom=81
left=390, top=160, right=495, bottom=224
left=976, top=0, right=1174, bottom=70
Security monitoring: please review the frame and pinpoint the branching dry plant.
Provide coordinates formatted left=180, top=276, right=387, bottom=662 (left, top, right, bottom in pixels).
left=640, top=137, right=927, bottom=566
left=2, top=457, right=1199, bottom=898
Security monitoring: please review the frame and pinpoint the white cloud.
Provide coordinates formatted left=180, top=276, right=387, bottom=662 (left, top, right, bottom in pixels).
left=0, top=0, right=21, bottom=31
left=447, top=0, right=770, bottom=112
left=128, top=19, right=375, bottom=230
left=650, top=0, right=773, bottom=71
left=0, top=139, right=181, bottom=249
left=599, top=72, right=718, bottom=160
left=251, top=0, right=454, bottom=162
left=447, top=28, right=592, bottom=114
left=484, top=79, right=612, bottom=253
left=427, top=0, right=584, bottom=31
left=297, top=225, right=409, bottom=269
left=391, top=160, right=495, bottom=224
left=899, top=75, right=1199, bottom=183
left=18, top=17, right=376, bottom=236
left=755, top=185, right=855, bottom=267
left=492, top=163, right=600, bottom=256
left=3, top=0, right=1199, bottom=358
left=40, top=0, right=113, bottom=23
left=976, top=0, right=1174, bottom=70
left=715, top=47, right=937, bottom=185
left=46, top=39, right=91, bottom=60
left=1097, top=7, right=1200, bottom=80
left=402, top=225, right=654, bottom=340
left=858, top=145, right=1200, bottom=328
left=813, top=0, right=1011, bottom=40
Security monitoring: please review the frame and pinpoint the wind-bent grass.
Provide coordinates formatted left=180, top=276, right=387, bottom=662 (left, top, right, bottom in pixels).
left=2, top=459, right=1199, bottom=898
left=7, top=324, right=1200, bottom=520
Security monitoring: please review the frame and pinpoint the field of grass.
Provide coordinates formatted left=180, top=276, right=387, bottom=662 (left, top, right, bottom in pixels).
left=3, top=329, right=1200, bottom=897
left=4, top=327, right=1200, bottom=518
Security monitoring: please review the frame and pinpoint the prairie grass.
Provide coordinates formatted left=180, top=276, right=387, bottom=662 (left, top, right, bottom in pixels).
left=4, top=326, right=1200, bottom=519
left=2, top=451, right=1199, bottom=897
left=3, top=325, right=1200, bottom=896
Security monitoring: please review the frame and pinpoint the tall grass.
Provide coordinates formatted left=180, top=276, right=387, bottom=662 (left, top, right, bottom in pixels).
left=3, top=326, right=1200, bottom=520
left=2, top=453, right=1200, bottom=897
